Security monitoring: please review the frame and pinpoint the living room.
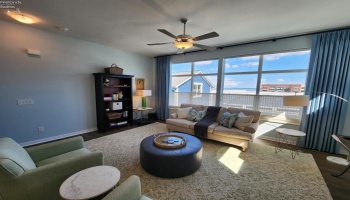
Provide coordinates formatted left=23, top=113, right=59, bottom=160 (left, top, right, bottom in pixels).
left=1, top=1, right=350, bottom=200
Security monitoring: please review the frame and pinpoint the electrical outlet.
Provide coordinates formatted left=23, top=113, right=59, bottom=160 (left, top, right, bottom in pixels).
left=17, top=99, right=34, bottom=105
left=37, top=127, right=44, bottom=132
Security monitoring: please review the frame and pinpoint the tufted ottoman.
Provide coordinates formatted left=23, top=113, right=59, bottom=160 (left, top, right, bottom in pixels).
left=140, top=132, right=203, bottom=178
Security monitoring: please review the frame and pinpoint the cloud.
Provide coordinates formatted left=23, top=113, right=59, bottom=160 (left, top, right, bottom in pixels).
left=241, top=62, right=259, bottom=67
left=224, top=78, right=241, bottom=87
left=225, top=61, right=258, bottom=69
left=195, top=60, right=212, bottom=65
left=277, top=79, right=285, bottom=82
left=241, top=56, right=259, bottom=61
left=225, top=63, right=239, bottom=68
left=264, top=50, right=309, bottom=61
left=261, top=79, right=266, bottom=82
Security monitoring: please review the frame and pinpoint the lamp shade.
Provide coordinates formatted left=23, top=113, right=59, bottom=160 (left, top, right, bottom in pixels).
left=283, top=95, right=309, bottom=106
left=136, top=90, right=152, bottom=97
left=174, top=42, right=193, bottom=49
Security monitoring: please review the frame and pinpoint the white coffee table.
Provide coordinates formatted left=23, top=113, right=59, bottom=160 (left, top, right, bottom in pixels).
left=275, top=128, right=306, bottom=159
left=59, top=166, right=120, bottom=200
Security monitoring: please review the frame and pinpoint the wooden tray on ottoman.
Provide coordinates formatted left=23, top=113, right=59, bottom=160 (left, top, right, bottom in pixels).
left=153, top=133, right=186, bottom=149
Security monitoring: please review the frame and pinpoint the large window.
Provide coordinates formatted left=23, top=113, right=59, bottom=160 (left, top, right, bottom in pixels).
left=170, top=60, right=218, bottom=106
left=170, top=50, right=311, bottom=121
left=223, top=74, right=258, bottom=94
left=260, top=50, right=309, bottom=96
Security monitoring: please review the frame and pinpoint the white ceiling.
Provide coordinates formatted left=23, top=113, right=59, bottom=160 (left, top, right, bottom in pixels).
left=1, top=0, right=350, bottom=57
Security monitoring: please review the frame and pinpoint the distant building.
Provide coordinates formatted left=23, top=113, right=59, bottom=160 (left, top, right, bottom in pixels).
left=261, top=84, right=305, bottom=93
left=172, top=71, right=214, bottom=93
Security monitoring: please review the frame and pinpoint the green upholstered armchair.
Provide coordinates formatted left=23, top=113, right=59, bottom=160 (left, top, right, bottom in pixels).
left=0, top=136, right=104, bottom=200
left=102, top=175, right=152, bottom=200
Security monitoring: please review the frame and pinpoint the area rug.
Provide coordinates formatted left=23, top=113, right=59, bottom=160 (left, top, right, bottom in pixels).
left=85, top=122, right=332, bottom=200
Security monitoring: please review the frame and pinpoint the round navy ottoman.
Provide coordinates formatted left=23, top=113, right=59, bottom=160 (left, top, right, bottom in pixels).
left=140, top=132, right=203, bottom=178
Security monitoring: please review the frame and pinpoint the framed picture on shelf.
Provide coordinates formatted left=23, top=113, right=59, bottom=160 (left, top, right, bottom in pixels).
left=136, top=78, right=145, bottom=90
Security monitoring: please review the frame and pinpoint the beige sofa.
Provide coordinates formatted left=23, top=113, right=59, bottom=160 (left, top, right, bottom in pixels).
left=166, top=104, right=261, bottom=151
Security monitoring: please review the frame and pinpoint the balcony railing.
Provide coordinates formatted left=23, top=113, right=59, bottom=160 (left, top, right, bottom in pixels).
left=169, top=92, right=303, bottom=120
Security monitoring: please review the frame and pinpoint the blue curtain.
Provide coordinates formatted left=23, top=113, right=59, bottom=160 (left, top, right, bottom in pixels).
left=300, top=29, right=350, bottom=153
left=155, top=56, right=171, bottom=120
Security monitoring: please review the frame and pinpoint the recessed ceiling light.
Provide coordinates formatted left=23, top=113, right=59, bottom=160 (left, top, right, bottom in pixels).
left=7, top=9, right=36, bottom=24
left=59, top=27, right=69, bottom=32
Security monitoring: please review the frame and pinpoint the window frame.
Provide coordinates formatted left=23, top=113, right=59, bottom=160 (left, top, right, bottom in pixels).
left=170, top=49, right=310, bottom=122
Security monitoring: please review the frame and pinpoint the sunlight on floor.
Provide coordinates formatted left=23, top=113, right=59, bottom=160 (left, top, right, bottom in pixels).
left=254, top=119, right=285, bottom=138
left=218, top=147, right=244, bottom=174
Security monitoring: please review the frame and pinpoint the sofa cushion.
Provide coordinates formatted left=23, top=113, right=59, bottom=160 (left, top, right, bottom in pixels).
left=190, top=122, right=219, bottom=133
left=213, top=126, right=253, bottom=140
left=234, top=112, right=254, bottom=130
left=180, top=104, right=205, bottom=111
left=219, top=112, right=238, bottom=128
left=166, top=118, right=194, bottom=129
left=227, top=108, right=261, bottom=123
left=0, top=138, right=36, bottom=173
left=35, top=148, right=91, bottom=167
left=177, top=107, right=192, bottom=119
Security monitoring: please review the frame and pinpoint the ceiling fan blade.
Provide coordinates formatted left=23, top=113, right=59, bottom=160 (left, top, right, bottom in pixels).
left=158, top=29, right=177, bottom=39
left=147, top=42, right=173, bottom=46
left=193, top=43, right=216, bottom=51
left=193, top=32, right=219, bottom=41
left=176, top=48, right=185, bottom=54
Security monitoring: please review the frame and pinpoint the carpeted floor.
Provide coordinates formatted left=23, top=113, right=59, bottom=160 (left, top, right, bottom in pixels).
left=85, top=122, right=332, bottom=200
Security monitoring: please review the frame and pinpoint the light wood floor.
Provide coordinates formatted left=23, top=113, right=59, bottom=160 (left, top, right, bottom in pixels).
left=83, top=121, right=350, bottom=200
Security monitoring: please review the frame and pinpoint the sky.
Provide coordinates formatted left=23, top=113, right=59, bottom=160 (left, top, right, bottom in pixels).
left=171, top=50, right=310, bottom=90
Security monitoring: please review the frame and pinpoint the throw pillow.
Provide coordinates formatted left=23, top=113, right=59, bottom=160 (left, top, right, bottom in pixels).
left=234, top=112, right=254, bottom=130
left=177, top=107, right=192, bottom=119
left=219, top=112, right=238, bottom=128
left=195, top=110, right=207, bottom=122
left=187, top=109, right=197, bottom=121
left=238, top=112, right=247, bottom=118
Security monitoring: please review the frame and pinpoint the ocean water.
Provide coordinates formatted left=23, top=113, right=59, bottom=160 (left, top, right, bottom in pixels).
left=213, top=88, right=257, bottom=94
left=224, top=88, right=256, bottom=91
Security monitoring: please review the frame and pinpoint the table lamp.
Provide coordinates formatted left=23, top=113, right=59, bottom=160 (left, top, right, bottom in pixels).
left=283, top=95, right=310, bottom=106
left=136, top=90, right=152, bottom=109
left=283, top=94, right=310, bottom=120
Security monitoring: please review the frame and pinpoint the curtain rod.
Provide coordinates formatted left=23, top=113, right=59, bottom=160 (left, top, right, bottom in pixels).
left=154, top=25, right=350, bottom=58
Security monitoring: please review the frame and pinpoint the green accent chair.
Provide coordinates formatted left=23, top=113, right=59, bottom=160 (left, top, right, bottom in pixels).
left=102, top=175, right=152, bottom=200
left=0, top=136, right=104, bottom=200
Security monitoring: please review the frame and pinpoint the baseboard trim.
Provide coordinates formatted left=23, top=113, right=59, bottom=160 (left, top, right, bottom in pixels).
left=20, top=128, right=98, bottom=147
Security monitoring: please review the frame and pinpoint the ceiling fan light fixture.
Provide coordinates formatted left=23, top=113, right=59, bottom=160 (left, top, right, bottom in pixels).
left=7, top=9, right=35, bottom=24
left=174, top=41, right=193, bottom=49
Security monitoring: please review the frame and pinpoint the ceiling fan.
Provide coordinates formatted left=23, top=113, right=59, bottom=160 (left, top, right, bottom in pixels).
left=147, top=18, right=219, bottom=53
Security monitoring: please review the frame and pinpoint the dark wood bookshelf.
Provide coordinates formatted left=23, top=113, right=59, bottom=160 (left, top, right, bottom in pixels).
left=93, top=73, right=134, bottom=131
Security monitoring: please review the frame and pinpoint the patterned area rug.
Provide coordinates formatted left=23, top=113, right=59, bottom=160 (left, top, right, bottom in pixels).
left=85, top=123, right=332, bottom=200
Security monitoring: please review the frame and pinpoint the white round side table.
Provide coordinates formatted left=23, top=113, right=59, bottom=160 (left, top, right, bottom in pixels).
left=275, top=128, right=306, bottom=159
left=59, top=166, right=120, bottom=200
